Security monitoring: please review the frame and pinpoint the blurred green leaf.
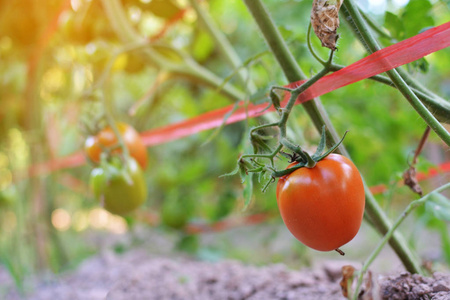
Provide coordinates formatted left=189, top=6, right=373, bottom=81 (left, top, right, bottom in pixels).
left=409, top=57, right=429, bottom=74
left=242, top=173, right=254, bottom=210
left=402, top=0, right=434, bottom=38
left=197, top=247, right=223, bottom=262
left=176, top=234, right=199, bottom=254
left=438, top=224, right=450, bottom=264
left=219, top=164, right=240, bottom=178
left=161, top=191, right=195, bottom=229
left=191, top=30, right=215, bottom=62
left=425, top=193, right=450, bottom=221
left=152, top=45, right=185, bottom=63
left=384, top=11, right=404, bottom=40
left=146, top=0, right=181, bottom=19
left=213, top=191, right=236, bottom=220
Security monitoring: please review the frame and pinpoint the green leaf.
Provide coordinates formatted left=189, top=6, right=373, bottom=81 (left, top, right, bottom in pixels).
left=314, top=130, right=348, bottom=161
left=239, top=164, right=247, bottom=183
left=438, top=224, right=450, bottom=265
left=402, top=0, right=434, bottom=38
left=425, top=193, right=450, bottom=221
left=384, top=11, right=405, bottom=40
left=410, top=57, right=429, bottom=74
left=258, top=169, right=265, bottom=183
left=191, top=30, right=215, bottom=62
left=152, top=45, right=184, bottom=63
left=270, top=89, right=281, bottom=112
left=242, top=173, right=254, bottom=211
left=219, top=164, right=240, bottom=178
left=214, top=191, right=236, bottom=221
left=176, top=234, right=199, bottom=254
left=313, top=125, right=327, bottom=158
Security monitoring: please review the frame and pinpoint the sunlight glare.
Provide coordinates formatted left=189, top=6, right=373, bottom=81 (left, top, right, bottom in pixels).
left=107, top=215, right=128, bottom=234
left=72, top=211, right=89, bottom=232
left=89, top=208, right=109, bottom=229
left=393, top=0, right=409, bottom=7
left=52, top=208, right=72, bottom=231
left=128, top=6, right=142, bottom=23
left=0, top=169, right=12, bottom=190
left=3, top=211, right=17, bottom=233
left=71, top=0, right=82, bottom=11
left=8, top=129, right=29, bottom=170
left=0, top=36, right=12, bottom=54
left=367, top=0, right=387, bottom=14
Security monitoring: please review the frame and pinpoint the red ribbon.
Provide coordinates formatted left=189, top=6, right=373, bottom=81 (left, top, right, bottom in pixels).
left=28, top=22, right=450, bottom=177
left=140, top=21, right=450, bottom=146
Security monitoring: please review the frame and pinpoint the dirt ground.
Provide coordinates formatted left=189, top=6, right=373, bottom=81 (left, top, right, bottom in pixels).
left=1, top=222, right=449, bottom=300
left=2, top=248, right=449, bottom=300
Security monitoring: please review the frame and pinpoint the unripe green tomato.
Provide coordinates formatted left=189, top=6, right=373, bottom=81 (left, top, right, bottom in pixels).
left=90, top=158, right=147, bottom=216
left=161, top=197, right=190, bottom=229
left=0, top=185, right=17, bottom=208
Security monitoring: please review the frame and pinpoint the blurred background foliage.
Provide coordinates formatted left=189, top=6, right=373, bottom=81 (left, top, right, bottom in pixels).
left=0, top=0, right=449, bottom=291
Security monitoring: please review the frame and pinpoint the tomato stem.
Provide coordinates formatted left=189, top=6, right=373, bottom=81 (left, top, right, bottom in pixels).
left=335, top=248, right=345, bottom=256
left=303, top=152, right=317, bottom=169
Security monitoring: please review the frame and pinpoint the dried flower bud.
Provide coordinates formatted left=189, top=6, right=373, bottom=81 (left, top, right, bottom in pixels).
left=311, top=0, right=343, bottom=50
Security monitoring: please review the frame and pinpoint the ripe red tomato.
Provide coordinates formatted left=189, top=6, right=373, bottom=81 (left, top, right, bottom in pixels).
left=276, top=153, right=365, bottom=251
left=85, top=122, right=148, bottom=169
left=90, top=158, right=147, bottom=216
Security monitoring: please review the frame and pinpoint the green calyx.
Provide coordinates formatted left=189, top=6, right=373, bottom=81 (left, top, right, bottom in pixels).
left=272, top=126, right=348, bottom=178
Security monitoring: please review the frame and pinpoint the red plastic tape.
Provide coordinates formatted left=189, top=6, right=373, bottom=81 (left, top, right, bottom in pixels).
left=27, top=22, right=450, bottom=176
left=141, top=22, right=450, bottom=146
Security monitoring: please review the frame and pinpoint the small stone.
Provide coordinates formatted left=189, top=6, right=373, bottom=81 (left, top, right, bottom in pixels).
left=411, top=283, right=432, bottom=295
left=433, top=283, right=450, bottom=293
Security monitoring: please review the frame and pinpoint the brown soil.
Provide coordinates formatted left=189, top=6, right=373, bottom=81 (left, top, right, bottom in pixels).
left=2, top=249, right=449, bottom=300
